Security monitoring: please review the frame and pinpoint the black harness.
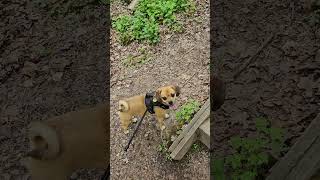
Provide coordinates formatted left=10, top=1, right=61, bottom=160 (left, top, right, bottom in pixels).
left=145, top=91, right=169, bottom=114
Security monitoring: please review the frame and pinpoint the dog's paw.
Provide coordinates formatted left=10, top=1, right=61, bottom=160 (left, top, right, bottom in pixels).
left=132, top=117, right=138, bottom=123
left=165, top=113, right=170, bottom=119
left=124, top=130, right=129, bottom=134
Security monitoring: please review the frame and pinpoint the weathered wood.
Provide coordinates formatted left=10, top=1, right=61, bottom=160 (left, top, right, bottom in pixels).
left=168, top=99, right=209, bottom=152
left=170, top=133, right=197, bottom=160
left=199, top=118, right=210, bottom=148
left=128, top=0, right=139, bottom=10
left=267, top=113, right=320, bottom=180
left=169, top=107, right=210, bottom=160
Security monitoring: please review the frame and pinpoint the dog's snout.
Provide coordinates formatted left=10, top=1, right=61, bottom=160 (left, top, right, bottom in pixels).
left=169, top=101, right=173, bottom=105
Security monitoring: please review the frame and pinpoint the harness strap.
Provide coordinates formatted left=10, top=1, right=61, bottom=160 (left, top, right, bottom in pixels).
left=144, top=92, right=169, bottom=114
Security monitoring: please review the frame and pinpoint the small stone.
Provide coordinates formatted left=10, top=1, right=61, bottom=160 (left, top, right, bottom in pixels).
left=52, top=72, right=63, bottom=82
left=23, top=79, right=33, bottom=87
left=70, top=172, right=78, bottom=179
left=123, top=157, right=129, bottom=163
left=22, top=61, right=37, bottom=76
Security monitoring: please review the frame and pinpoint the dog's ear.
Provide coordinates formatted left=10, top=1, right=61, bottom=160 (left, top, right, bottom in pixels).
left=171, top=85, right=181, bottom=96
left=155, top=89, right=162, bottom=102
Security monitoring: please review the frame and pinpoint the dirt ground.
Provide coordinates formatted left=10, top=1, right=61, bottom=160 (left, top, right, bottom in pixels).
left=0, top=0, right=108, bottom=179
left=110, top=0, right=210, bottom=179
left=211, top=0, right=320, bottom=176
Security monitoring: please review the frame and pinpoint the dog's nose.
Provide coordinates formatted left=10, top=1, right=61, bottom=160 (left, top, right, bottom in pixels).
left=169, top=101, right=173, bottom=105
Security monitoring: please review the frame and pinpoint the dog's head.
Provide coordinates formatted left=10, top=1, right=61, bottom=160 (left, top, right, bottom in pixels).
left=155, top=85, right=181, bottom=109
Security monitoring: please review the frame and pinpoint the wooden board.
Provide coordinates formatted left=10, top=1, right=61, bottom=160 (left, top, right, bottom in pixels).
left=169, top=102, right=210, bottom=160
left=168, top=99, right=209, bottom=152
left=199, top=118, right=210, bottom=148
left=266, top=113, right=320, bottom=180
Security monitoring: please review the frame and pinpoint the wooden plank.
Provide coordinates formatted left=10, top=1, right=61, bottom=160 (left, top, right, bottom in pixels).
left=267, top=114, right=320, bottom=180
left=170, top=133, right=197, bottom=160
left=168, top=99, right=209, bottom=152
left=128, top=0, right=139, bottom=10
left=199, top=118, right=210, bottom=148
left=287, top=137, right=320, bottom=180
left=169, top=108, right=210, bottom=160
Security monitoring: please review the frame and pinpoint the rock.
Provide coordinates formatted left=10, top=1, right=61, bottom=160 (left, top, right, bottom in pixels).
left=297, top=76, right=314, bottom=98
left=282, top=40, right=298, bottom=57
left=70, top=172, right=78, bottom=179
left=227, top=40, right=247, bottom=57
left=123, top=157, right=129, bottom=163
left=52, top=72, right=63, bottom=82
left=23, top=79, right=34, bottom=87
left=21, top=61, right=37, bottom=77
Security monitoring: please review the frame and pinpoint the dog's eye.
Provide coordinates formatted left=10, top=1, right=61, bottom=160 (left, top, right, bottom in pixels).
left=171, top=93, right=175, bottom=97
left=162, top=97, right=167, bottom=100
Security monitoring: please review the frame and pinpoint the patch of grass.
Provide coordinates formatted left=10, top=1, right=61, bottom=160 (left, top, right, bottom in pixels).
left=122, top=48, right=150, bottom=67
left=212, top=117, right=287, bottom=180
left=112, top=0, right=195, bottom=45
left=158, top=141, right=173, bottom=161
left=191, top=143, right=201, bottom=152
left=175, top=99, right=200, bottom=125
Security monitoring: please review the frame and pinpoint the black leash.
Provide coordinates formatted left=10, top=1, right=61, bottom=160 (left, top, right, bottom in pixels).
left=124, top=109, right=148, bottom=152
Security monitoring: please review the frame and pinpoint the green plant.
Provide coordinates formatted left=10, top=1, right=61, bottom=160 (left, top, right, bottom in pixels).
left=112, top=0, right=195, bottom=45
left=122, top=49, right=150, bottom=67
left=212, top=117, right=287, bottom=180
left=175, top=99, right=200, bottom=125
left=191, top=143, right=201, bottom=152
left=158, top=141, right=173, bottom=161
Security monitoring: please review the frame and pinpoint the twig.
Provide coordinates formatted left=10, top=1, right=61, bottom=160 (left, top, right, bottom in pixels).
left=233, top=32, right=276, bottom=79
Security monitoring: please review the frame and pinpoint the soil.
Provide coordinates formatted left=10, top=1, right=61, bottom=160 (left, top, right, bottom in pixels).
left=110, top=0, right=210, bottom=179
left=211, top=0, right=320, bottom=176
left=0, top=0, right=108, bottom=179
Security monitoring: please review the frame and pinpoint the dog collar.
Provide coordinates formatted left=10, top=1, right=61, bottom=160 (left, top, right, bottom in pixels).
left=145, top=92, right=169, bottom=114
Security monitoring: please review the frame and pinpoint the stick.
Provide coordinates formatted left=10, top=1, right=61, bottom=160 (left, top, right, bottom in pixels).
left=124, top=110, right=148, bottom=151
left=233, top=33, right=275, bottom=79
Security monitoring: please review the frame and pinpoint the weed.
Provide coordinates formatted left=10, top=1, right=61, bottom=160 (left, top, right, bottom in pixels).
left=191, top=143, right=201, bottom=152
left=212, top=117, right=287, bottom=180
left=112, top=0, right=195, bottom=45
left=122, top=49, right=150, bottom=67
left=158, top=141, right=173, bottom=161
left=175, top=99, right=200, bottom=125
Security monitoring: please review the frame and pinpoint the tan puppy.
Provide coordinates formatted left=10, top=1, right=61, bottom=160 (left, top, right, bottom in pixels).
left=23, top=103, right=109, bottom=180
left=118, top=85, right=180, bottom=134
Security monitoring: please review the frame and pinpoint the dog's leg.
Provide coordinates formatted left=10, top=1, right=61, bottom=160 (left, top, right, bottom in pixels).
left=119, top=113, right=132, bottom=134
left=154, top=108, right=166, bottom=130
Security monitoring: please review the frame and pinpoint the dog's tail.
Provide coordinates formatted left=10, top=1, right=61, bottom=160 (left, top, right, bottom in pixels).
left=119, top=100, right=129, bottom=112
left=26, top=121, right=60, bottom=160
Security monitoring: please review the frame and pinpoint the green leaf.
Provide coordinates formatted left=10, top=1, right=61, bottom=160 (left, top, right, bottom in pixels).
left=229, top=136, right=242, bottom=150
left=212, top=157, right=226, bottom=180
left=270, top=127, right=284, bottom=141
left=255, top=117, right=268, bottom=133
left=226, top=154, right=242, bottom=169
left=239, top=171, right=257, bottom=180
left=256, top=152, right=269, bottom=165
